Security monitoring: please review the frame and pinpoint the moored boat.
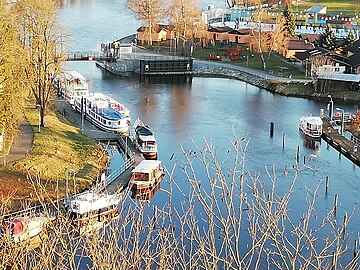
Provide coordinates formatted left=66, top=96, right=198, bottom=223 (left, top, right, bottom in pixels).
left=54, top=70, right=89, bottom=106
left=0, top=215, right=49, bottom=244
left=130, top=160, right=164, bottom=194
left=131, top=181, right=161, bottom=201
left=78, top=92, right=131, bottom=134
left=133, top=118, right=158, bottom=160
left=67, top=191, right=121, bottom=225
left=299, top=116, right=323, bottom=139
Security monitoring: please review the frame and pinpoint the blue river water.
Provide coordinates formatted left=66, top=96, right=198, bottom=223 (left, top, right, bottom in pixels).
left=59, top=0, right=359, bottom=263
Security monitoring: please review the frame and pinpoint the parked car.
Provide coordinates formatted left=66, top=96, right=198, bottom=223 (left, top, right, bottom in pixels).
left=208, top=54, right=222, bottom=61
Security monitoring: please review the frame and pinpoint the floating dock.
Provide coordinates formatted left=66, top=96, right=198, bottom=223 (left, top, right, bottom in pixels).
left=321, top=117, right=360, bottom=167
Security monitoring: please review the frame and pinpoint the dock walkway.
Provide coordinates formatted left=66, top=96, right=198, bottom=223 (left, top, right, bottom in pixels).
left=322, top=117, right=360, bottom=166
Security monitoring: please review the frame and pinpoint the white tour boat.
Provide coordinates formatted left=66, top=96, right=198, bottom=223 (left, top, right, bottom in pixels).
left=78, top=92, right=131, bottom=134
left=133, top=118, right=158, bottom=160
left=299, top=116, right=323, bottom=139
left=130, top=160, right=164, bottom=194
left=54, top=70, right=89, bottom=106
left=0, top=215, right=49, bottom=244
left=67, top=191, right=121, bottom=225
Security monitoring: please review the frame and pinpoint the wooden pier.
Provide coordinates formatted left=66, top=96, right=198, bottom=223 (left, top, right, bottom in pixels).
left=321, top=117, right=360, bottom=167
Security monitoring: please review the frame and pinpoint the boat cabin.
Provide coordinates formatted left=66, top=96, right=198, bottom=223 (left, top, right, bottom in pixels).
left=130, top=160, right=164, bottom=192
left=299, top=116, right=323, bottom=138
left=68, top=191, right=120, bottom=224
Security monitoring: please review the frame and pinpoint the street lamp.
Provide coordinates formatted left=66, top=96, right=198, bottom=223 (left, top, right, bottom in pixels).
left=336, top=107, right=344, bottom=135
left=65, top=168, right=75, bottom=209
left=36, top=104, right=41, bottom=133
left=327, top=95, right=333, bottom=120
left=246, top=47, right=249, bottom=66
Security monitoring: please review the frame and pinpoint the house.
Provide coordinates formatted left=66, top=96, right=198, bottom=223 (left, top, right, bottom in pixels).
left=280, top=37, right=314, bottom=59
left=349, top=52, right=360, bottom=74
left=299, top=34, right=319, bottom=44
left=136, top=25, right=175, bottom=44
left=344, top=39, right=360, bottom=57
left=227, top=28, right=251, bottom=44
left=305, top=5, right=327, bottom=25
left=206, top=26, right=233, bottom=43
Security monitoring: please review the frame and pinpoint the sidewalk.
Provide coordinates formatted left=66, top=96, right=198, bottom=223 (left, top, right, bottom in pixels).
left=3, top=117, right=34, bottom=164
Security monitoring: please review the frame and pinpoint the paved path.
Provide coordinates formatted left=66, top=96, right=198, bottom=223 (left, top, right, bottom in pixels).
left=3, top=117, right=34, bottom=164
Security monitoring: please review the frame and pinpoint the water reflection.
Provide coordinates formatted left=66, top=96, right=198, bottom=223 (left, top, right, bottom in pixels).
left=131, top=182, right=161, bottom=201
left=302, top=135, right=321, bottom=151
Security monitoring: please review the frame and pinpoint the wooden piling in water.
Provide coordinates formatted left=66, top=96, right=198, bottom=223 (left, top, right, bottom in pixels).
left=325, top=176, right=329, bottom=194
left=270, top=122, right=274, bottom=137
left=296, top=146, right=300, bottom=162
left=282, top=133, right=286, bottom=148
left=334, top=194, right=338, bottom=214
left=343, top=212, right=348, bottom=238
left=354, top=239, right=358, bottom=258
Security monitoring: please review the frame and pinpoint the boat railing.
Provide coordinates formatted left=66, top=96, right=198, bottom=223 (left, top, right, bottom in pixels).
left=351, top=134, right=360, bottom=147
left=2, top=204, right=47, bottom=222
left=116, top=135, right=134, bottom=161
left=96, top=154, right=135, bottom=192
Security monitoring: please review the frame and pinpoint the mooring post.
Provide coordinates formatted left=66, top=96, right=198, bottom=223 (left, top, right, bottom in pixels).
left=343, top=212, right=348, bottom=238
left=296, top=146, right=300, bottom=163
left=334, top=194, right=338, bottom=214
left=270, top=122, right=274, bottom=137
left=354, top=239, right=358, bottom=258
left=303, top=155, right=306, bottom=164
left=325, top=176, right=329, bottom=194
left=282, top=133, right=286, bottom=148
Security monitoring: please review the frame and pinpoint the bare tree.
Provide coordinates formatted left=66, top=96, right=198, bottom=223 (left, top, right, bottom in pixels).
left=127, top=0, right=167, bottom=46
left=15, top=0, right=65, bottom=128
left=1, top=136, right=359, bottom=269
left=251, top=8, right=285, bottom=70
left=169, top=0, right=202, bottom=51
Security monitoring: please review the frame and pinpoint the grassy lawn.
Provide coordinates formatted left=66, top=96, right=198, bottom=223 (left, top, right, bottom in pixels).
left=292, top=0, right=357, bottom=15
left=0, top=102, right=107, bottom=205
left=192, top=46, right=305, bottom=79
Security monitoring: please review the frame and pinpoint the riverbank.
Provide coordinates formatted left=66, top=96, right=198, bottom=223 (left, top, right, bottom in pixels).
left=192, top=60, right=360, bottom=103
left=0, top=101, right=109, bottom=210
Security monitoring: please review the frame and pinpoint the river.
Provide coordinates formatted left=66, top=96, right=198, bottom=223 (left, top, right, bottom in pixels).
left=58, top=0, right=359, bottom=265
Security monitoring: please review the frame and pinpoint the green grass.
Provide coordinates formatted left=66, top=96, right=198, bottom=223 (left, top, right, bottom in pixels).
left=192, top=46, right=305, bottom=79
left=0, top=102, right=107, bottom=201
left=292, top=0, right=358, bottom=15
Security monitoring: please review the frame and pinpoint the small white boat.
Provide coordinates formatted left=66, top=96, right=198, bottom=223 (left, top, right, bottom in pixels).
left=0, top=216, right=49, bottom=244
left=78, top=92, right=131, bottom=134
left=67, top=191, right=121, bottom=225
left=130, top=160, right=164, bottom=193
left=54, top=70, right=89, bottom=106
left=299, top=116, right=323, bottom=139
left=133, top=118, right=158, bottom=160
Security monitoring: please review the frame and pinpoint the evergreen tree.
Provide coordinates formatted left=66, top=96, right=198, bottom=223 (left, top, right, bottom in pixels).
left=317, top=24, right=336, bottom=50
left=345, top=29, right=356, bottom=46
left=282, top=5, right=296, bottom=37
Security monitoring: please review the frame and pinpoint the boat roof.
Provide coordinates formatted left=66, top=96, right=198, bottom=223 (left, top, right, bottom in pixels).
left=69, top=191, right=120, bottom=214
left=301, top=116, right=323, bottom=125
left=63, top=70, right=87, bottom=82
left=136, top=126, right=153, bottom=136
left=132, top=160, right=162, bottom=173
left=100, top=108, right=126, bottom=120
